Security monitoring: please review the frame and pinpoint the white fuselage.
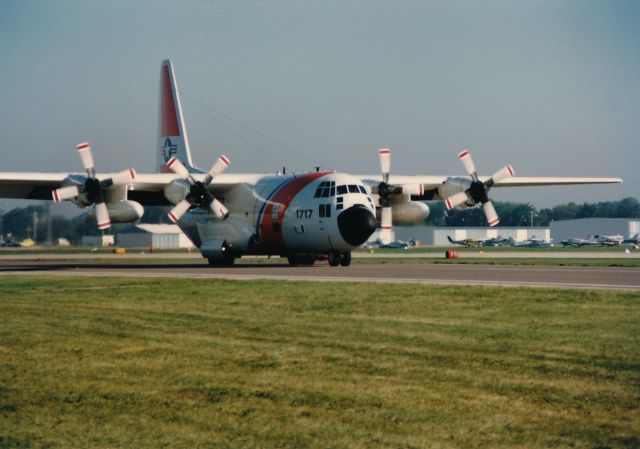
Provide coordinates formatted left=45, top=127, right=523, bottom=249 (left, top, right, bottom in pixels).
left=176, top=171, right=376, bottom=258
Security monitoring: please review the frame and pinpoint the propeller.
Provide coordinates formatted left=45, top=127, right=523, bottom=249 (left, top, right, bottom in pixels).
left=374, top=149, right=425, bottom=243
left=166, top=155, right=230, bottom=222
left=444, top=149, right=514, bottom=227
left=51, top=143, right=136, bottom=230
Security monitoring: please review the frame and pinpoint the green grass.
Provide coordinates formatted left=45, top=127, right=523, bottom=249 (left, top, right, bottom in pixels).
left=1, top=277, right=639, bottom=448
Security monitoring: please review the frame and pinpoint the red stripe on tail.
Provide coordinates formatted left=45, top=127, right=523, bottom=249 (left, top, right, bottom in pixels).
left=160, top=65, right=180, bottom=137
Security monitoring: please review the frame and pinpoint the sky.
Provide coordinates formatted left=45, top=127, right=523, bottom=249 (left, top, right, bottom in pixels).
left=0, top=0, right=638, bottom=212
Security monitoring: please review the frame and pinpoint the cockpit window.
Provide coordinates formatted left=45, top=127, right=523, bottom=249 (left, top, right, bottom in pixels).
left=348, top=184, right=358, bottom=193
left=314, top=181, right=336, bottom=198
left=358, top=185, right=367, bottom=194
left=337, top=185, right=347, bottom=195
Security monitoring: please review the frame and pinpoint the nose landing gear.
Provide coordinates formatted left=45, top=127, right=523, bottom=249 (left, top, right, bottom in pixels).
left=328, top=250, right=351, bottom=267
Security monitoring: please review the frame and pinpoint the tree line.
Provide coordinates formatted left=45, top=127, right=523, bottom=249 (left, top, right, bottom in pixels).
left=1, top=197, right=638, bottom=243
left=0, top=205, right=171, bottom=243
left=423, top=197, right=640, bottom=227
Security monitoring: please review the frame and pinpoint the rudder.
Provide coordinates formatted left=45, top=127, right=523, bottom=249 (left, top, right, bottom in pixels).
left=157, top=59, right=197, bottom=173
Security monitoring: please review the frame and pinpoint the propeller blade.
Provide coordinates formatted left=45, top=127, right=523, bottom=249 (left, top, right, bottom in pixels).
left=166, top=156, right=192, bottom=180
left=444, top=191, right=469, bottom=210
left=483, top=201, right=499, bottom=227
left=379, top=148, right=391, bottom=183
left=109, top=168, right=137, bottom=185
left=209, top=198, right=229, bottom=220
left=458, top=149, right=477, bottom=178
left=490, top=165, right=514, bottom=184
left=52, top=185, right=79, bottom=202
left=95, top=202, right=111, bottom=230
left=402, top=183, right=425, bottom=196
left=77, top=143, right=95, bottom=174
left=204, top=155, right=231, bottom=185
left=379, top=206, right=393, bottom=244
left=168, top=199, right=192, bottom=223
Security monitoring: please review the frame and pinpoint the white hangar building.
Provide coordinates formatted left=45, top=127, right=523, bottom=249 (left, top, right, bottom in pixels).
left=550, top=218, right=640, bottom=242
left=388, top=226, right=550, bottom=246
left=116, top=224, right=194, bottom=249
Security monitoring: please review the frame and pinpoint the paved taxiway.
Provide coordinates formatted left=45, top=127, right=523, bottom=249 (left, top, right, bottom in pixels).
left=0, top=259, right=638, bottom=290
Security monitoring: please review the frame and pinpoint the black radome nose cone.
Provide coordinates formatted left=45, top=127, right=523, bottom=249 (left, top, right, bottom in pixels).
left=338, top=205, right=377, bottom=246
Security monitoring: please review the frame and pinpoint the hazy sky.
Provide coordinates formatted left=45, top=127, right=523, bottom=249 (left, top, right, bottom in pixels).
left=1, top=0, right=638, bottom=210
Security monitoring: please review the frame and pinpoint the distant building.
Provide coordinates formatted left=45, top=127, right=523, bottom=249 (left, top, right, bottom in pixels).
left=550, top=218, right=640, bottom=242
left=116, top=224, right=194, bottom=249
left=80, top=235, right=115, bottom=247
left=374, top=226, right=550, bottom=246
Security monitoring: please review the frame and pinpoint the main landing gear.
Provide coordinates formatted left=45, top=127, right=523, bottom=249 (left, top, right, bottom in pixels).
left=328, top=250, right=351, bottom=267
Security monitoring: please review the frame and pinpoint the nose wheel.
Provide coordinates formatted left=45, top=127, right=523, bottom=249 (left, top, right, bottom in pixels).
left=328, top=250, right=351, bottom=267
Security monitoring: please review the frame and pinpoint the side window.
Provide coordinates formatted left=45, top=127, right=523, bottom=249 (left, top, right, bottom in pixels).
left=358, top=185, right=367, bottom=194
left=318, top=204, right=332, bottom=218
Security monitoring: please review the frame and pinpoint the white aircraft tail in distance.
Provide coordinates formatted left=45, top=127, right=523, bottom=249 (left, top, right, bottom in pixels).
left=0, top=60, right=623, bottom=266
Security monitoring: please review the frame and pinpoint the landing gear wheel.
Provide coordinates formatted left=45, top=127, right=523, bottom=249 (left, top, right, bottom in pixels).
left=208, top=256, right=235, bottom=267
left=328, top=251, right=341, bottom=267
left=339, top=251, right=351, bottom=266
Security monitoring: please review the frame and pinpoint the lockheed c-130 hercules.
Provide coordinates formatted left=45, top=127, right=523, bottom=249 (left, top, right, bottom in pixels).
left=0, top=60, right=622, bottom=266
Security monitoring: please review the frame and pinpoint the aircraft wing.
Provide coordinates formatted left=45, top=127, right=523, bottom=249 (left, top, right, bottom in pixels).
left=357, top=175, right=622, bottom=190
left=0, top=173, right=68, bottom=200
left=0, top=172, right=264, bottom=205
left=489, top=176, right=623, bottom=187
left=0, top=172, right=623, bottom=205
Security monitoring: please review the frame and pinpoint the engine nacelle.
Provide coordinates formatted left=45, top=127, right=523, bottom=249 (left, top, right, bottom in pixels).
left=89, top=200, right=144, bottom=224
left=58, top=174, right=91, bottom=207
left=164, top=179, right=191, bottom=205
left=438, top=177, right=474, bottom=207
left=376, top=201, right=430, bottom=224
left=438, top=177, right=470, bottom=198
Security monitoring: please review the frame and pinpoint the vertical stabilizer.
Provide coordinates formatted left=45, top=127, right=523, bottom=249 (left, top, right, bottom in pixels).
left=157, top=59, right=197, bottom=173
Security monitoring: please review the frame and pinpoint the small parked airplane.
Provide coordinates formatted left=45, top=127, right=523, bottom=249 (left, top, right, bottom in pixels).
left=512, top=237, right=553, bottom=248
left=0, top=60, right=623, bottom=266
left=560, top=237, right=598, bottom=247
left=482, top=236, right=515, bottom=247
left=594, top=234, right=624, bottom=246
left=447, top=236, right=485, bottom=247
left=364, top=238, right=413, bottom=250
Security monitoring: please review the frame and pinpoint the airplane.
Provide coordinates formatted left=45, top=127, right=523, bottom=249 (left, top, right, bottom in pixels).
left=512, top=237, right=554, bottom=248
left=0, top=60, right=623, bottom=267
left=560, top=237, right=598, bottom=247
left=364, top=238, right=413, bottom=250
left=482, top=236, right=515, bottom=247
left=623, top=233, right=640, bottom=246
left=594, top=234, right=624, bottom=246
left=447, top=235, right=485, bottom=247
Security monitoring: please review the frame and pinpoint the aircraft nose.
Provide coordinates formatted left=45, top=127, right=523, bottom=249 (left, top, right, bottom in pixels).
left=337, top=205, right=377, bottom=246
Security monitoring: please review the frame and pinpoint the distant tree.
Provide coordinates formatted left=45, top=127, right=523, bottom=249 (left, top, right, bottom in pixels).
left=2, top=205, right=47, bottom=241
left=424, top=201, right=446, bottom=226
left=615, top=197, right=640, bottom=218
left=71, top=214, right=100, bottom=242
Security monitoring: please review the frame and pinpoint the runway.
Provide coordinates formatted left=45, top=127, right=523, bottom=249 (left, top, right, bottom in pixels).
left=1, top=259, right=638, bottom=291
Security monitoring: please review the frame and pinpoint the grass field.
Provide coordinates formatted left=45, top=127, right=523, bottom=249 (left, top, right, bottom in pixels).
left=1, top=277, right=638, bottom=448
